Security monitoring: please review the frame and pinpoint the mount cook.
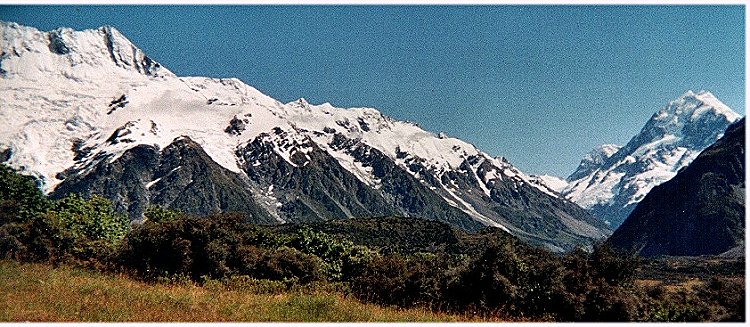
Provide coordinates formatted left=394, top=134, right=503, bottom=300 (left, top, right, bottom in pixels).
left=608, top=118, right=745, bottom=256
left=0, top=21, right=612, bottom=252
left=559, top=90, right=741, bottom=228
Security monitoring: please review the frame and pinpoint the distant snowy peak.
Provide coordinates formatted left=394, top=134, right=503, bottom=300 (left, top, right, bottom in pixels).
left=529, top=174, right=569, bottom=194
left=566, top=144, right=621, bottom=182
left=670, top=90, right=739, bottom=123
left=562, top=90, right=741, bottom=228
left=0, top=21, right=173, bottom=80
left=588, top=144, right=621, bottom=161
left=621, top=90, right=741, bottom=155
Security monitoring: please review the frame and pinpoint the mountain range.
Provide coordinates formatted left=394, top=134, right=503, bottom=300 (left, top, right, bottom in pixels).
left=1, top=21, right=744, bottom=254
left=0, top=21, right=611, bottom=252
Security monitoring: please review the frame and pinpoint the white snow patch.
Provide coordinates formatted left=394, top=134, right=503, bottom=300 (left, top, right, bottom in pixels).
left=438, top=178, right=509, bottom=232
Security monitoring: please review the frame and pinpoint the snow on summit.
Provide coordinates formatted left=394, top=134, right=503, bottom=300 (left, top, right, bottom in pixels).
left=0, top=21, right=615, bottom=251
left=0, top=21, right=286, bottom=191
left=0, top=21, right=536, bottom=209
left=561, top=90, right=741, bottom=227
left=0, top=21, right=173, bottom=80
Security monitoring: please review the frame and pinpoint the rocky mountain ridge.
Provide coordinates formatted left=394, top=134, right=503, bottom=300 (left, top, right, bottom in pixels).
left=0, top=21, right=610, bottom=251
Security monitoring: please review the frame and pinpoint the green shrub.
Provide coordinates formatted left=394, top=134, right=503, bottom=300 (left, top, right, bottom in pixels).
left=290, top=228, right=356, bottom=280
left=0, top=165, right=49, bottom=224
left=647, top=296, right=702, bottom=322
left=48, top=194, right=130, bottom=248
left=144, top=205, right=182, bottom=223
left=0, top=169, right=128, bottom=265
left=235, top=245, right=325, bottom=284
left=264, top=246, right=326, bottom=284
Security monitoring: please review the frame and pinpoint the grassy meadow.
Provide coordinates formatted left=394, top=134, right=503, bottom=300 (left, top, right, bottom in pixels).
left=0, top=260, right=500, bottom=322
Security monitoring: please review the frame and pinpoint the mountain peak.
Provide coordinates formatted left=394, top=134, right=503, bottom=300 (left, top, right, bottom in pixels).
left=637, top=90, right=740, bottom=152
left=676, top=89, right=714, bottom=100
left=563, top=90, right=742, bottom=227
left=679, top=89, right=715, bottom=101
left=584, top=144, right=621, bottom=162
left=0, top=21, right=173, bottom=79
left=660, top=89, right=739, bottom=123
left=566, top=144, right=621, bottom=182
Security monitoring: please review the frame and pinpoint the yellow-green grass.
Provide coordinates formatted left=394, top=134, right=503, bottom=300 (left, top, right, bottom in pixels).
left=0, top=260, right=499, bottom=322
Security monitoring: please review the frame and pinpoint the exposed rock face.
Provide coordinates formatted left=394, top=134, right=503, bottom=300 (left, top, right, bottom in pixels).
left=52, top=137, right=275, bottom=224
left=47, top=29, right=71, bottom=55
left=0, top=149, right=10, bottom=163
left=2, top=21, right=612, bottom=252
left=235, top=128, right=485, bottom=230
left=100, top=25, right=166, bottom=77
left=607, top=119, right=745, bottom=257
left=225, top=115, right=249, bottom=136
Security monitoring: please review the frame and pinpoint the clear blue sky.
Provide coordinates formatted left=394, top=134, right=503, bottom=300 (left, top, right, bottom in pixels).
left=0, top=5, right=745, bottom=177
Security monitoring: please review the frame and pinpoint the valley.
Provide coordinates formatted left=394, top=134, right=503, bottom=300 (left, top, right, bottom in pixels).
left=0, top=18, right=745, bottom=322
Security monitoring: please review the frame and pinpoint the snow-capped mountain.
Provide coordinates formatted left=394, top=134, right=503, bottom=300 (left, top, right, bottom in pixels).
left=562, top=90, right=741, bottom=228
left=528, top=174, right=569, bottom=194
left=566, top=144, right=621, bottom=182
left=0, top=21, right=610, bottom=251
left=608, top=119, right=745, bottom=256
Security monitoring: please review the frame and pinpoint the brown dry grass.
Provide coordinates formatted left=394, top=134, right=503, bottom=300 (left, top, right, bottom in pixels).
left=0, top=260, right=508, bottom=322
left=636, top=277, right=708, bottom=294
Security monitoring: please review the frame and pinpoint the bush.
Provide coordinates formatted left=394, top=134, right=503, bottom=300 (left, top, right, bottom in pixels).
left=589, top=243, right=640, bottom=287
left=448, top=242, right=567, bottom=319
left=119, top=213, right=328, bottom=284
left=144, top=205, right=182, bottom=223
left=0, top=167, right=128, bottom=265
left=290, top=228, right=354, bottom=280
left=695, top=277, right=745, bottom=322
left=401, top=252, right=455, bottom=310
left=349, top=253, right=408, bottom=305
left=235, top=245, right=325, bottom=284
left=0, top=165, right=50, bottom=261
left=48, top=194, right=130, bottom=248
left=264, top=246, right=326, bottom=284
left=647, top=290, right=702, bottom=322
left=119, top=215, right=212, bottom=279
left=0, top=165, right=49, bottom=224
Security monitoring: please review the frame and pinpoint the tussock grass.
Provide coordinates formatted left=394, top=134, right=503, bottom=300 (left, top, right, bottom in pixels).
left=0, top=260, right=492, bottom=322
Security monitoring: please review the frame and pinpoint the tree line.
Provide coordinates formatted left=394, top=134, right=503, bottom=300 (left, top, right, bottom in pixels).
left=0, top=165, right=743, bottom=322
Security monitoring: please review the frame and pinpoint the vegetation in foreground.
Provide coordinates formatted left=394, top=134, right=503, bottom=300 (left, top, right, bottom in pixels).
left=0, top=260, right=487, bottom=322
left=0, top=165, right=745, bottom=322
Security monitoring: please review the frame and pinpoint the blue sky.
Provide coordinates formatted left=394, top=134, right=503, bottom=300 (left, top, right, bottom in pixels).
left=0, top=5, right=745, bottom=177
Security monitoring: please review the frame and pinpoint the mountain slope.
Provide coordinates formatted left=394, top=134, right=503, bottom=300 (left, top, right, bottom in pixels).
left=0, top=21, right=609, bottom=251
left=51, top=136, right=277, bottom=224
left=529, top=174, right=569, bottom=194
left=563, top=91, right=740, bottom=227
left=607, top=119, right=745, bottom=257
